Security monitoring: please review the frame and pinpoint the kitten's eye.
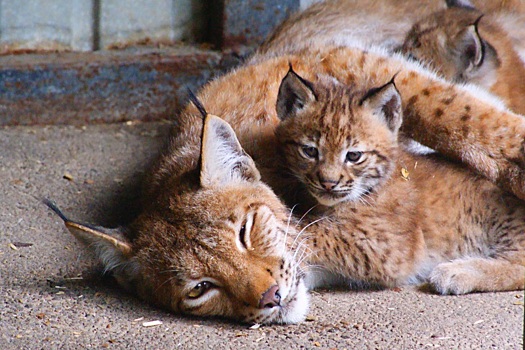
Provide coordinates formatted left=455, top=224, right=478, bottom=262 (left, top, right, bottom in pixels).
left=301, top=145, right=319, bottom=159
left=346, top=151, right=363, bottom=163
left=188, top=281, right=214, bottom=299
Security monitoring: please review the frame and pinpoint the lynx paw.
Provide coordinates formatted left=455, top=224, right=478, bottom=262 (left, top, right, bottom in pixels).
left=429, top=262, right=479, bottom=295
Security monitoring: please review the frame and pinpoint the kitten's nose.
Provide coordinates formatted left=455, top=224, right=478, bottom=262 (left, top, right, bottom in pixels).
left=259, top=285, right=281, bottom=309
left=320, top=179, right=338, bottom=191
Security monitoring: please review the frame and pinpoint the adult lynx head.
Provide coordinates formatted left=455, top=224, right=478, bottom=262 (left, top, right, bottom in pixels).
left=47, top=112, right=309, bottom=324
left=399, top=0, right=499, bottom=88
left=275, top=68, right=402, bottom=207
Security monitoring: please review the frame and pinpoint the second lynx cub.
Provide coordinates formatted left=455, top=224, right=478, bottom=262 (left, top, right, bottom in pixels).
left=400, top=0, right=525, bottom=114
left=275, top=68, right=525, bottom=294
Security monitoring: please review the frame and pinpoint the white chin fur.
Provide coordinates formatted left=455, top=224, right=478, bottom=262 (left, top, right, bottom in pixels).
left=312, top=189, right=363, bottom=207
left=314, top=196, right=343, bottom=207
left=279, top=280, right=310, bottom=324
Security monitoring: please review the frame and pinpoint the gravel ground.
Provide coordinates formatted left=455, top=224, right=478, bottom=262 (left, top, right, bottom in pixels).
left=1, top=122, right=523, bottom=349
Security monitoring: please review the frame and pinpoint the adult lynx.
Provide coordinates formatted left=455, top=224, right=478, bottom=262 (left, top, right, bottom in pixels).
left=48, top=1, right=525, bottom=323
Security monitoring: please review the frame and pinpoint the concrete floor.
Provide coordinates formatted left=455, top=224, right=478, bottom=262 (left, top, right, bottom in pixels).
left=1, top=122, right=523, bottom=349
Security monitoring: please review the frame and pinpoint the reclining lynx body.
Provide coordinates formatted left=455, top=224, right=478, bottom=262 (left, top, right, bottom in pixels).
left=49, top=1, right=525, bottom=324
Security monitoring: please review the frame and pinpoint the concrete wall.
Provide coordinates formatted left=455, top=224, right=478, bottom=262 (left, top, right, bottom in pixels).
left=0, top=0, right=94, bottom=52
left=300, top=0, right=322, bottom=9
left=0, top=0, right=205, bottom=53
left=0, top=0, right=302, bottom=126
left=99, top=0, right=205, bottom=49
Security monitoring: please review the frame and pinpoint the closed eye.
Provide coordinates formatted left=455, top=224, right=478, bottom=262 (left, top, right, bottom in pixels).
left=237, top=212, right=254, bottom=251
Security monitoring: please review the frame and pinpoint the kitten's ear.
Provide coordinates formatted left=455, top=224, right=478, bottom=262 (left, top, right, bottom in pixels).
left=276, top=66, right=316, bottom=120
left=200, top=115, right=261, bottom=187
left=361, top=80, right=402, bottom=133
left=44, top=200, right=137, bottom=287
left=445, top=0, right=476, bottom=10
left=457, top=17, right=484, bottom=73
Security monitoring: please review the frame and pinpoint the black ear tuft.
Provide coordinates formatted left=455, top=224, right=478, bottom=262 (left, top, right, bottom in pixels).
left=43, top=198, right=69, bottom=222
left=361, top=77, right=403, bottom=133
left=44, top=199, right=134, bottom=275
left=276, top=65, right=317, bottom=120
left=187, top=89, right=208, bottom=119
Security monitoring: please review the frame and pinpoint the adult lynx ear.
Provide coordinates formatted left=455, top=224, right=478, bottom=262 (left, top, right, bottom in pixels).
left=445, top=0, right=476, bottom=10
left=200, top=115, right=261, bottom=187
left=457, top=17, right=484, bottom=73
left=44, top=199, right=134, bottom=277
left=276, top=65, right=317, bottom=120
left=361, top=79, right=402, bottom=134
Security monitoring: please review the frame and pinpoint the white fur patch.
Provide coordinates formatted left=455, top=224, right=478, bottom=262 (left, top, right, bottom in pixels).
left=183, top=288, right=220, bottom=309
left=280, top=280, right=310, bottom=323
left=402, top=139, right=435, bottom=155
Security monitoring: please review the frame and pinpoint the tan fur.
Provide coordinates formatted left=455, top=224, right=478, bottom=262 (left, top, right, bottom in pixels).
left=274, top=74, right=525, bottom=293
left=198, top=47, right=525, bottom=201
left=258, top=0, right=525, bottom=59
left=400, top=5, right=525, bottom=114
left=257, top=0, right=446, bottom=56
left=50, top=1, right=525, bottom=324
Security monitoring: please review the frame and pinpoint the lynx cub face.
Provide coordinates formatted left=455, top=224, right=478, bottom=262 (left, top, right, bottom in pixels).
left=275, top=69, right=402, bottom=207
left=48, top=114, right=309, bottom=324
left=274, top=68, right=525, bottom=295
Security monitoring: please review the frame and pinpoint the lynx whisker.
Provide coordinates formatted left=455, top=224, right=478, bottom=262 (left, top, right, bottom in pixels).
left=293, top=237, right=313, bottom=263
left=290, top=216, right=328, bottom=255
left=302, top=264, right=326, bottom=275
left=281, top=204, right=299, bottom=255
left=154, top=275, right=179, bottom=293
left=296, top=249, right=315, bottom=268
left=295, top=204, right=319, bottom=228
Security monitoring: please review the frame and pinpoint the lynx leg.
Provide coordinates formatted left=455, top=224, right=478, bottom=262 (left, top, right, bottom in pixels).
left=429, top=257, right=525, bottom=295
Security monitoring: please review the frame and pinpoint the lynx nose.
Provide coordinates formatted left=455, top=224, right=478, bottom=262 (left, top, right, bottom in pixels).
left=320, top=179, right=339, bottom=191
left=259, top=285, right=281, bottom=309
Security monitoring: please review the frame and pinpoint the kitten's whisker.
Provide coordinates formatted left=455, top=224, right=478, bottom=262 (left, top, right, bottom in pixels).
left=293, top=236, right=314, bottom=255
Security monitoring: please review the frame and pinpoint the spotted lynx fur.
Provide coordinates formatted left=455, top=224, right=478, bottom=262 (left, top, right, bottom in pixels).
left=274, top=67, right=525, bottom=293
left=48, top=1, right=525, bottom=324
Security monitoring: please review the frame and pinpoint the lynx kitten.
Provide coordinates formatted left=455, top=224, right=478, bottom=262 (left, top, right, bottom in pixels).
left=275, top=67, right=525, bottom=294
